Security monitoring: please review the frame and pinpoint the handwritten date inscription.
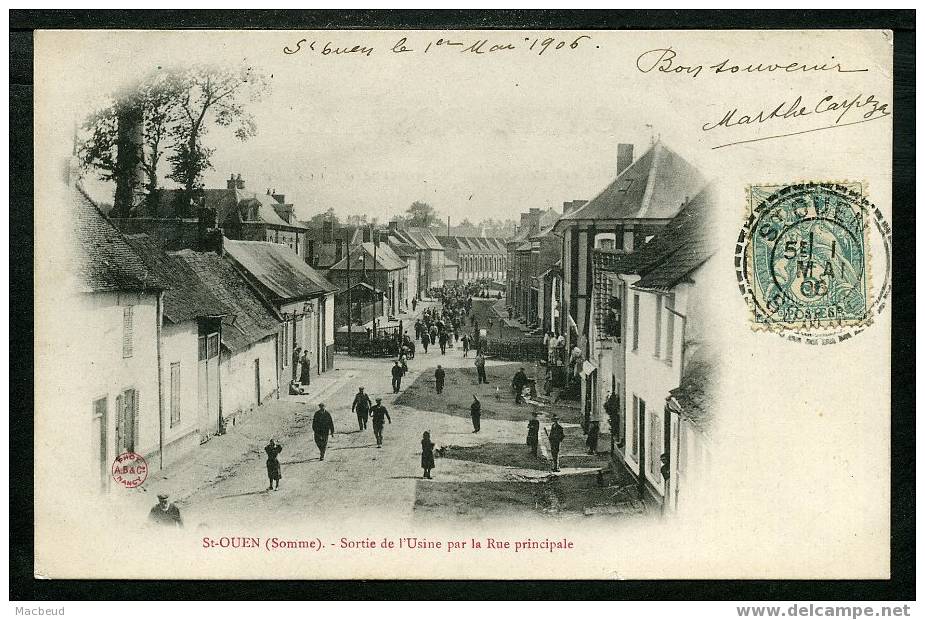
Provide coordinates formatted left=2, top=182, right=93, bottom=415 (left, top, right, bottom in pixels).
left=283, top=35, right=592, bottom=58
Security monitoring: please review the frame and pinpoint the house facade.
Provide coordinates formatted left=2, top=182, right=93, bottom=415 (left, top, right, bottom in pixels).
left=437, top=236, right=507, bottom=283
left=507, top=208, right=561, bottom=324
left=326, top=241, right=409, bottom=318
left=172, top=249, right=282, bottom=426
left=388, top=225, right=445, bottom=293
left=224, top=239, right=338, bottom=377
left=595, top=183, right=717, bottom=508
left=552, top=142, right=706, bottom=437
left=68, top=187, right=165, bottom=492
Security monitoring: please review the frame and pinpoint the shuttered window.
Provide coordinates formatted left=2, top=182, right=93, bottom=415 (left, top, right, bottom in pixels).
left=632, top=294, right=640, bottom=351
left=665, top=295, right=675, bottom=365
left=170, top=363, right=181, bottom=428
left=122, top=306, right=134, bottom=358
left=654, top=294, right=663, bottom=358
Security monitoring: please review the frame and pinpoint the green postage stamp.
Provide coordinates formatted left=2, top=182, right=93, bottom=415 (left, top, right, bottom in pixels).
left=736, top=182, right=890, bottom=342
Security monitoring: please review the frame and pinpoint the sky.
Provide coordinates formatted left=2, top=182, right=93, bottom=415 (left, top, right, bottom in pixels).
left=59, top=30, right=697, bottom=225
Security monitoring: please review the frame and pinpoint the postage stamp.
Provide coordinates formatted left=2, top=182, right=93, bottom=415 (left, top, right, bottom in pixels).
left=736, top=182, right=891, bottom=344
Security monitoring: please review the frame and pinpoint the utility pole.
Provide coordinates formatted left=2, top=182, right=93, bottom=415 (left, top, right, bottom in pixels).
left=346, top=229, right=352, bottom=356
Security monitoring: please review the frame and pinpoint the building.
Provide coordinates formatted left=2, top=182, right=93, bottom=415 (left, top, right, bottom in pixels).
left=437, top=236, right=507, bottom=284
left=443, top=257, right=460, bottom=284
left=68, top=185, right=166, bottom=491
left=172, top=248, right=283, bottom=426
left=111, top=174, right=309, bottom=259
left=388, top=225, right=445, bottom=293
left=387, top=238, right=419, bottom=304
left=507, top=208, right=562, bottom=322
left=552, top=141, right=705, bottom=434
left=122, top=234, right=233, bottom=456
left=224, top=240, right=338, bottom=376
left=326, top=241, right=409, bottom=319
left=595, top=182, right=717, bottom=508
left=304, top=222, right=363, bottom=271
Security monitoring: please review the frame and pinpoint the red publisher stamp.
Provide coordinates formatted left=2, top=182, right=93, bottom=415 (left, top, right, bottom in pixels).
left=112, top=452, right=148, bottom=488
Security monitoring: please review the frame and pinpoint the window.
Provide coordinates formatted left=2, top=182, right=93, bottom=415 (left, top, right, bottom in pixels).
left=665, top=295, right=675, bottom=365
left=207, top=334, right=219, bottom=358
left=170, top=363, right=181, bottom=428
left=122, top=306, right=134, bottom=358
left=632, top=294, right=640, bottom=351
left=648, top=408, right=661, bottom=480
left=654, top=294, right=663, bottom=357
left=631, top=396, right=639, bottom=459
left=198, top=336, right=207, bottom=361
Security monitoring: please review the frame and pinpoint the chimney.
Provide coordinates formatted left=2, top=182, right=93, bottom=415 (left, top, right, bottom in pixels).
left=235, top=173, right=245, bottom=190
left=617, top=143, right=634, bottom=176
left=113, top=104, right=145, bottom=217
left=227, top=174, right=237, bottom=190
left=197, top=206, right=223, bottom=254
left=388, top=220, right=398, bottom=233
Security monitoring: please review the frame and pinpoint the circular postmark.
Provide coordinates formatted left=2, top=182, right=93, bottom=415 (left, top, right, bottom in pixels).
left=112, top=451, right=148, bottom=488
left=735, top=182, right=891, bottom=345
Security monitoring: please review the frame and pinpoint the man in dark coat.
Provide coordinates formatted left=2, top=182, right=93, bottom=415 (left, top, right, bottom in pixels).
left=470, top=395, right=482, bottom=433
left=312, top=403, right=335, bottom=461
left=421, top=332, right=430, bottom=353
left=391, top=360, right=404, bottom=393
left=435, top=365, right=446, bottom=394
left=475, top=352, right=488, bottom=384
left=352, top=387, right=372, bottom=431
left=461, top=334, right=471, bottom=357
left=512, top=367, right=528, bottom=404
left=527, top=411, right=540, bottom=456
left=148, top=493, right=183, bottom=528
left=604, top=391, right=621, bottom=448
left=547, top=416, right=565, bottom=472
left=439, top=331, right=448, bottom=355
left=370, top=398, right=391, bottom=447
left=586, top=420, right=600, bottom=455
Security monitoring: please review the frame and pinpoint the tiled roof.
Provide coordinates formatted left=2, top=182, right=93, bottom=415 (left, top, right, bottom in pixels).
left=328, top=242, right=408, bottom=272
left=394, top=228, right=444, bottom=251
left=225, top=239, right=337, bottom=302
left=72, top=186, right=164, bottom=293
left=555, top=143, right=705, bottom=229
left=516, top=241, right=534, bottom=252
left=172, top=250, right=280, bottom=353
left=669, top=344, right=716, bottom=432
left=633, top=182, right=717, bottom=290
left=143, top=188, right=305, bottom=229
left=123, top=234, right=231, bottom=324
left=387, top=239, right=417, bottom=258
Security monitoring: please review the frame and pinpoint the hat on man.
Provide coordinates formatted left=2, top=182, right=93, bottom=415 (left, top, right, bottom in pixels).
left=157, top=493, right=169, bottom=500
left=375, top=397, right=382, bottom=403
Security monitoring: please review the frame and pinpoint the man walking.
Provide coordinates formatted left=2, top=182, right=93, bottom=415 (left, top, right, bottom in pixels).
left=439, top=330, right=448, bottom=355
left=470, top=395, right=482, bottom=433
left=512, top=367, right=528, bottom=404
left=370, top=397, right=391, bottom=448
left=352, top=387, right=372, bottom=431
left=475, top=351, right=488, bottom=384
left=391, top=360, right=405, bottom=393
left=312, top=403, right=335, bottom=461
left=461, top=333, right=471, bottom=357
left=547, top=416, right=564, bottom=472
left=527, top=411, right=540, bottom=457
left=435, top=365, right=446, bottom=395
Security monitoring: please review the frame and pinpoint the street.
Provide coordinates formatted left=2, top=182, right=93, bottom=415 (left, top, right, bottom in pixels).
left=136, top=300, right=644, bottom=528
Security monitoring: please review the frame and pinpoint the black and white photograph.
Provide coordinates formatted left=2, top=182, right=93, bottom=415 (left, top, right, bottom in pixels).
left=21, top=18, right=903, bottom=589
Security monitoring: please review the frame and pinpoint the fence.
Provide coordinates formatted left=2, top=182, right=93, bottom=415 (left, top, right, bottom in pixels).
left=483, top=338, right=546, bottom=362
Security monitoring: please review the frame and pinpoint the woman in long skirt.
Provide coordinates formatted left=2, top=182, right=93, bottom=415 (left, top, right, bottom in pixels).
left=265, top=439, right=283, bottom=491
left=299, top=351, right=312, bottom=387
left=421, top=431, right=436, bottom=479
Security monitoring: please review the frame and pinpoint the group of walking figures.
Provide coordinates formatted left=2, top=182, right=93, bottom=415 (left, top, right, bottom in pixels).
left=262, top=386, right=440, bottom=490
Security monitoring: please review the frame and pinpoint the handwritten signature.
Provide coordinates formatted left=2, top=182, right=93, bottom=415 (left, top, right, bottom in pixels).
left=283, top=35, right=593, bottom=57
left=636, top=47, right=868, bottom=78
left=703, top=93, right=890, bottom=149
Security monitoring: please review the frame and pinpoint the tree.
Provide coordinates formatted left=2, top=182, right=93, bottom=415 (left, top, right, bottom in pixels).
left=80, top=74, right=181, bottom=216
left=166, top=64, right=269, bottom=215
left=346, top=214, right=369, bottom=226
left=406, top=201, right=440, bottom=229
left=306, top=208, right=341, bottom=228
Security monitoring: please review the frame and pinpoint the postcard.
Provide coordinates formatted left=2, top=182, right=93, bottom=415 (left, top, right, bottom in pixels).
left=32, top=27, right=892, bottom=579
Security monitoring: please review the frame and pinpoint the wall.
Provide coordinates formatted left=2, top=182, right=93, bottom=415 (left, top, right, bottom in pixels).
left=160, top=320, right=201, bottom=465
left=68, top=291, right=161, bottom=493
left=220, top=335, right=278, bottom=424
left=623, top=281, right=692, bottom=497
